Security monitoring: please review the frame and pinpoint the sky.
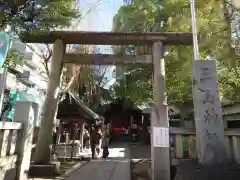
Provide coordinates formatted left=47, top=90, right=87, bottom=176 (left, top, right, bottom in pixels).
left=78, top=0, right=123, bottom=31
left=77, top=0, right=123, bottom=88
left=31, top=0, right=122, bottom=88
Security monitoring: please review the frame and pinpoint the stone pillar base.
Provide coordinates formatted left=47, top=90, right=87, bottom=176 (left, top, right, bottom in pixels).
left=175, top=160, right=240, bottom=180
left=148, top=165, right=178, bottom=180
left=28, top=161, right=61, bottom=178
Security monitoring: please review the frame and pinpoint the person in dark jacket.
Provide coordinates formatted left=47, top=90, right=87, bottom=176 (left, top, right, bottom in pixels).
left=90, top=125, right=97, bottom=159
left=90, top=125, right=102, bottom=159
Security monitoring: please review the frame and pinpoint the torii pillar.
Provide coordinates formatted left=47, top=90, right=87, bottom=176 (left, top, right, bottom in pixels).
left=151, top=42, right=170, bottom=180
left=34, top=39, right=66, bottom=164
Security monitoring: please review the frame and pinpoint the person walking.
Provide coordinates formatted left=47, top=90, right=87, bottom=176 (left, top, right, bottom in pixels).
left=83, top=127, right=90, bottom=150
left=95, top=127, right=102, bottom=157
left=90, top=125, right=97, bottom=159
left=90, top=125, right=102, bottom=159
left=102, top=124, right=109, bottom=158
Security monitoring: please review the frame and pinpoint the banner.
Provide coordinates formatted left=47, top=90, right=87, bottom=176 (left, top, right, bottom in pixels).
left=0, top=33, right=10, bottom=68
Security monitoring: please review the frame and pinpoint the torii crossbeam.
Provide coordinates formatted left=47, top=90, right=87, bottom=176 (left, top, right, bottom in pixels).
left=20, top=31, right=193, bottom=45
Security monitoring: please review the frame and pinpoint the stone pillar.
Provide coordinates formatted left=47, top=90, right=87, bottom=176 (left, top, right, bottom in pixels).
left=192, top=60, right=227, bottom=165
left=151, top=42, right=170, bottom=180
left=80, top=123, right=85, bottom=152
left=57, top=121, right=62, bottom=144
left=70, top=124, right=76, bottom=159
left=14, top=101, right=36, bottom=180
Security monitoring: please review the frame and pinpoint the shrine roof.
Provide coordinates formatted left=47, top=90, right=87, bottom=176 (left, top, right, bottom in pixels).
left=57, top=92, right=102, bottom=121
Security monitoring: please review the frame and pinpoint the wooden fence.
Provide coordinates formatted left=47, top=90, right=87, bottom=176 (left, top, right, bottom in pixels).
left=170, top=127, right=240, bottom=163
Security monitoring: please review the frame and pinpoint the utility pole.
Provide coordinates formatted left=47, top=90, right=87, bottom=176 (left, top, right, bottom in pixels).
left=189, top=0, right=199, bottom=61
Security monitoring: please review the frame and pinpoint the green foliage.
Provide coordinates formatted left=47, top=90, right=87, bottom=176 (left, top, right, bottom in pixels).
left=218, top=66, right=240, bottom=101
left=4, top=48, right=24, bottom=68
left=0, top=0, right=80, bottom=76
left=0, top=0, right=80, bottom=32
left=112, top=0, right=240, bottom=108
left=113, top=66, right=153, bottom=106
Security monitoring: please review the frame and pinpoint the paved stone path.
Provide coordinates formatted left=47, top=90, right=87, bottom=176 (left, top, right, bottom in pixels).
left=66, top=143, right=131, bottom=180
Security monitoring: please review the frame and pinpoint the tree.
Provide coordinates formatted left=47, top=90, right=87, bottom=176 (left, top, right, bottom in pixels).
left=112, top=66, right=153, bottom=106
left=4, top=48, right=24, bottom=68
left=112, top=0, right=240, bottom=112
left=0, top=0, right=80, bottom=31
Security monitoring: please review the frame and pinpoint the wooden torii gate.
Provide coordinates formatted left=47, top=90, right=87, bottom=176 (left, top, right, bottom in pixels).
left=21, top=31, right=227, bottom=180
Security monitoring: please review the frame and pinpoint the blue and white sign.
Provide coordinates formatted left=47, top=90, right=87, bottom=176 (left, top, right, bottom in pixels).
left=0, top=33, right=10, bottom=67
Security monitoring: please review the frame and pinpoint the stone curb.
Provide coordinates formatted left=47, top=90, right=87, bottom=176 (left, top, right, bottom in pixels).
left=58, top=160, right=89, bottom=179
left=28, top=161, right=89, bottom=180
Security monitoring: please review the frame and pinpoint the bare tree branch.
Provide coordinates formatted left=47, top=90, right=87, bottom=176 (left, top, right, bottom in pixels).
left=71, top=0, right=105, bottom=29
left=20, top=42, right=52, bottom=77
left=61, top=66, right=83, bottom=93
left=97, top=66, right=108, bottom=86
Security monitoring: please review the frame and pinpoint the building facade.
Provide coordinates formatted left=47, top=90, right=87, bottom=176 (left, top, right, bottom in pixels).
left=1, top=40, right=47, bottom=125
